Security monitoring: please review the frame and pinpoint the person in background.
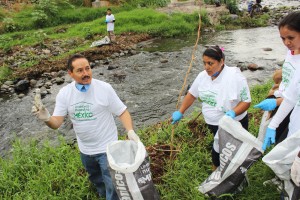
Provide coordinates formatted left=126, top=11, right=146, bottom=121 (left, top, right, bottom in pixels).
left=105, top=8, right=116, bottom=43
left=32, top=54, right=139, bottom=199
left=171, top=45, right=251, bottom=170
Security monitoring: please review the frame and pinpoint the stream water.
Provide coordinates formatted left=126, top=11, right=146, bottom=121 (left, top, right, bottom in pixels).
left=0, top=26, right=288, bottom=156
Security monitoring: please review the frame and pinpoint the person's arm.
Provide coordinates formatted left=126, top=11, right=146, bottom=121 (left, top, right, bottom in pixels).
left=171, top=92, right=196, bottom=124
left=276, top=97, right=283, bottom=106
left=118, top=109, right=140, bottom=142
left=233, top=102, right=251, bottom=116
left=179, top=92, right=196, bottom=114
left=45, top=116, right=65, bottom=129
left=118, top=109, right=133, bottom=132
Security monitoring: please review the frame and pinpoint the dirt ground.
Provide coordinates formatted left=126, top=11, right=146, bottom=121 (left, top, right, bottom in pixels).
left=11, top=33, right=151, bottom=80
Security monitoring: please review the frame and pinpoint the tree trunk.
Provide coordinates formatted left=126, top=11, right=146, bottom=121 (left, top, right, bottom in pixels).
left=83, top=0, right=92, bottom=7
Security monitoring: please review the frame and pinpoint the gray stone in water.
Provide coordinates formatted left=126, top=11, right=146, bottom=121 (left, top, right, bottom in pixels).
left=18, top=93, right=25, bottom=98
left=263, top=47, right=273, bottom=51
left=107, top=65, right=117, bottom=70
left=90, top=62, right=96, bottom=69
left=14, top=80, right=30, bottom=92
left=160, top=59, right=169, bottom=63
left=120, top=52, right=125, bottom=57
left=247, top=63, right=259, bottom=71
left=130, top=50, right=137, bottom=55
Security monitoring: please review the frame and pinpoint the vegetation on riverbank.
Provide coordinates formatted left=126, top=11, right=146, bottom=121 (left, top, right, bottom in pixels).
left=0, top=80, right=281, bottom=199
left=0, top=0, right=272, bottom=83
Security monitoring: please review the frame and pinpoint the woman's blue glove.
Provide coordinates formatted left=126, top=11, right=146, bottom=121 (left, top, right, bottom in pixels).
left=172, top=111, right=183, bottom=124
left=262, top=127, right=276, bottom=150
left=254, top=99, right=277, bottom=111
left=105, top=19, right=109, bottom=23
left=225, top=110, right=236, bottom=118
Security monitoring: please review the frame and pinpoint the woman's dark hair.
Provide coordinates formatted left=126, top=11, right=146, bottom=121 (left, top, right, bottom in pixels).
left=203, top=45, right=225, bottom=62
left=278, top=11, right=300, bottom=33
left=67, top=54, right=87, bottom=72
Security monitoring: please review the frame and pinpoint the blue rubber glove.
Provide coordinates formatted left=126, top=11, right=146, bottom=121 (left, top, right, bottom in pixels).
left=254, top=99, right=277, bottom=111
left=105, top=19, right=109, bottom=23
left=262, top=127, right=276, bottom=150
left=172, top=111, right=183, bottom=124
left=225, top=110, right=236, bottom=119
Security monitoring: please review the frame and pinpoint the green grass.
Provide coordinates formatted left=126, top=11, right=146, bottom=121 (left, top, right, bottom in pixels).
left=0, top=8, right=203, bottom=50
left=0, top=81, right=281, bottom=199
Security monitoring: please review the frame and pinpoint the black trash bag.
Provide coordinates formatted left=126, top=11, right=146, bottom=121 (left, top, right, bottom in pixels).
left=199, top=116, right=263, bottom=197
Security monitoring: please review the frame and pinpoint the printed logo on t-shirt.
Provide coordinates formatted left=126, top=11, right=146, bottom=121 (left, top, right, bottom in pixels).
left=240, top=87, right=249, bottom=101
left=199, top=90, right=217, bottom=107
left=71, top=102, right=96, bottom=121
left=282, top=62, right=295, bottom=89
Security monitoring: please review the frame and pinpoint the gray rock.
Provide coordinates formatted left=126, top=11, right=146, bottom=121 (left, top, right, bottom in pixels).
left=1, top=84, right=9, bottom=90
left=120, top=52, right=125, bottom=57
left=107, top=65, right=117, bottom=70
left=130, top=50, right=137, bottom=55
left=44, top=81, right=52, bottom=89
left=4, top=81, right=14, bottom=86
left=90, top=62, right=96, bottom=69
left=51, top=72, right=58, bottom=78
left=160, top=59, right=169, bottom=63
left=14, top=80, right=30, bottom=92
left=55, top=77, right=65, bottom=85
left=57, top=70, right=66, bottom=77
left=263, top=48, right=272, bottom=51
left=30, top=79, right=37, bottom=87
left=42, top=49, right=51, bottom=54
left=18, top=93, right=25, bottom=98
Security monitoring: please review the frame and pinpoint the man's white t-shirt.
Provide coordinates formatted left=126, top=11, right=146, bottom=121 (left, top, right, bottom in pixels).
left=275, top=50, right=300, bottom=97
left=189, top=65, right=251, bottom=125
left=53, top=79, right=126, bottom=155
left=106, top=14, right=115, bottom=31
left=283, top=68, right=300, bottom=137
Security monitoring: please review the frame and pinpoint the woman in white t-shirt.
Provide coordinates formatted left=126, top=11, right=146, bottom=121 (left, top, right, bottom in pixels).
left=172, top=46, right=251, bottom=169
left=260, top=11, right=300, bottom=189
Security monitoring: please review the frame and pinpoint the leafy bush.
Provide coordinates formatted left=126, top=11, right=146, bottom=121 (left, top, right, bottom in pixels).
left=226, top=0, right=239, bottom=14
left=31, top=0, right=74, bottom=28
left=3, top=18, right=19, bottom=32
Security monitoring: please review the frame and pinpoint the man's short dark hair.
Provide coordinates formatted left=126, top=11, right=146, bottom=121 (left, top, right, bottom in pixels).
left=67, top=54, right=87, bottom=72
left=107, top=8, right=111, bottom=11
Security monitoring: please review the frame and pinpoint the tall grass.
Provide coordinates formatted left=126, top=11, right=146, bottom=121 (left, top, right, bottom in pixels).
left=0, top=81, right=282, bottom=199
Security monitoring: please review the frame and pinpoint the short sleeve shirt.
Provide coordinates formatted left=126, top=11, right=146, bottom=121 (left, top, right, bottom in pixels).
left=189, top=65, right=251, bottom=125
left=53, top=79, right=126, bottom=155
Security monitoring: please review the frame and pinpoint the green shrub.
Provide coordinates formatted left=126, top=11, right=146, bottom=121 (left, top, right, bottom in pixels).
left=226, top=0, right=239, bottom=14
left=3, top=18, right=19, bottom=32
left=124, top=0, right=170, bottom=8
